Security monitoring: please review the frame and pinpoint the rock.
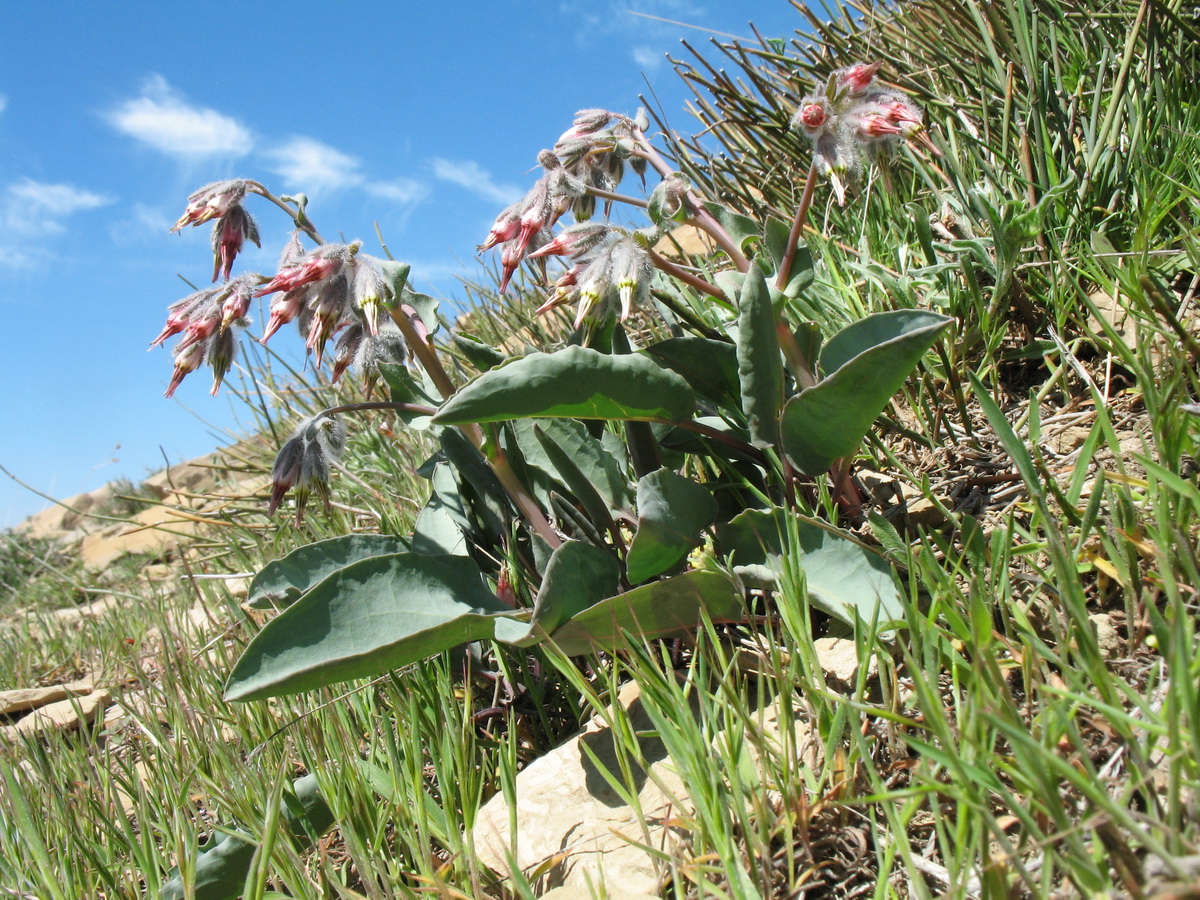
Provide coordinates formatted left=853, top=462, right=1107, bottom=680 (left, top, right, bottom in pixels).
left=473, top=682, right=683, bottom=895
left=859, top=471, right=946, bottom=531
left=19, top=484, right=116, bottom=540
left=472, top=683, right=812, bottom=896
left=142, top=460, right=224, bottom=504
left=79, top=504, right=206, bottom=571
left=539, top=888, right=659, bottom=900
left=653, top=224, right=715, bottom=258
left=40, top=594, right=124, bottom=627
left=0, top=680, right=93, bottom=716
left=814, top=637, right=877, bottom=687
left=3, top=689, right=112, bottom=739
left=1089, top=613, right=1121, bottom=659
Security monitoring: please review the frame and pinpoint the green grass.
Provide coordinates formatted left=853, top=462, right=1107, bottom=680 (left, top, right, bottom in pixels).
left=3, top=0, right=1199, bottom=896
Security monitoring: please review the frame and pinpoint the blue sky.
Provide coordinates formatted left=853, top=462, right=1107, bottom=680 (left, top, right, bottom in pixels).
left=0, top=1, right=801, bottom=527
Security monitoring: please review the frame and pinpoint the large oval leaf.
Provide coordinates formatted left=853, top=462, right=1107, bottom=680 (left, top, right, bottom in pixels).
left=625, top=468, right=718, bottom=584
left=780, top=311, right=952, bottom=474
left=527, top=540, right=621, bottom=639
left=432, top=345, right=694, bottom=424
left=735, top=266, right=783, bottom=448
left=224, top=553, right=510, bottom=701
left=247, top=534, right=411, bottom=608
left=546, top=569, right=742, bottom=656
left=643, top=337, right=740, bottom=405
left=716, top=507, right=903, bottom=629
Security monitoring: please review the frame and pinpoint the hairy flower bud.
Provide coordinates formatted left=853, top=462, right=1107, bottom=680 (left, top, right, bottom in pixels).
left=172, top=180, right=249, bottom=232
left=206, top=325, right=238, bottom=396
left=164, top=340, right=207, bottom=398
left=268, top=412, right=347, bottom=524
left=210, top=203, right=261, bottom=282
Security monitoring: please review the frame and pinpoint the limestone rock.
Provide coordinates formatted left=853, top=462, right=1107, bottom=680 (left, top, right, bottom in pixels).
left=3, top=689, right=112, bottom=739
left=472, top=683, right=813, bottom=896
left=0, top=680, right=93, bottom=716
left=814, top=637, right=877, bottom=687
left=1089, top=613, right=1121, bottom=659
left=79, top=504, right=205, bottom=571
left=473, top=682, right=684, bottom=895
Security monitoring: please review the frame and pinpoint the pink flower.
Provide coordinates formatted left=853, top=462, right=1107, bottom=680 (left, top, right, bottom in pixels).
left=171, top=180, right=249, bottom=232
left=164, top=341, right=206, bottom=398
left=211, top=203, right=261, bottom=282
left=836, top=62, right=882, bottom=96
left=254, top=241, right=359, bottom=298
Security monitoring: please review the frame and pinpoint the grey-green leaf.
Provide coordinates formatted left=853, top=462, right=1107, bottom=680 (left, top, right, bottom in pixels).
left=717, top=507, right=903, bottom=629
left=736, top=266, right=783, bottom=448
left=644, top=337, right=741, bottom=405
left=780, top=311, right=952, bottom=474
left=625, top=468, right=718, bottom=584
left=526, top=540, right=621, bottom=639
left=224, top=553, right=510, bottom=701
left=160, top=774, right=334, bottom=900
left=546, top=569, right=742, bottom=656
left=432, top=345, right=695, bottom=424
left=247, top=534, right=411, bottom=609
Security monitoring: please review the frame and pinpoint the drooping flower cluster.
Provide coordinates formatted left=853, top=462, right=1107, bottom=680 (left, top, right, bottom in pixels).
left=170, top=179, right=261, bottom=282
left=532, top=225, right=654, bottom=328
left=267, top=411, right=347, bottom=524
left=150, top=274, right=258, bottom=397
left=479, top=109, right=645, bottom=293
left=253, top=238, right=407, bottom=374
left=790, top=62, right=939, bottom=205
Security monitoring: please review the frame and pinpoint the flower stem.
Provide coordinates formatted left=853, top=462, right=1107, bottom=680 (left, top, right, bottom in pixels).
left=584, top=186, right=648, bottom=209
left=775, top=161, right=818, bottom=293
left=648, top=250, right=733, bottom=310
left=630, top=127, right=750, bottom=273
left=245, top=182, right=325, bottom=246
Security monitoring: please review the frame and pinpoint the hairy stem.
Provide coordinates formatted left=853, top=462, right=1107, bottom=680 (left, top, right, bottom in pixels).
left=775, top=160, right=819, bottom=292
left=245, top=182, right=325, bottom=246
left=648, top=249, right=734, bottom=310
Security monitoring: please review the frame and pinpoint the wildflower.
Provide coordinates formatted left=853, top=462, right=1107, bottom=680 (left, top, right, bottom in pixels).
left=348, top=256, right=388, bottom=335
left=211, top=203, right=261, bottom=282
left=205, top=325, right=239, bottom=396
left=219, top=274, right=258, bottom=329
left=790, top=62, right=938, bottom=205
left=268, top=412, right=347, bottom=524
left=535, top=230, right=652, bottom=329
left=164, top=340, right=207, bottom=398
left=171, top=180, right=249, bottom=232
left=149, top=287, right=220, bottom=349
left=254, top=240, right=360, bottom=298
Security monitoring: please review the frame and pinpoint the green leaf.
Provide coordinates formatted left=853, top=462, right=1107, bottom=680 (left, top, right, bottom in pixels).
left=717, top=507, right=903, bottom=628
left=546, top=569, right=743, bottom=656
left=411, top=464, right=469, bottom=556
left=433, top=345, right=694, bottom=424
left=704, top=202, right=761, bottom=254
left=160, top=774, right=334, bottom=900
left=626, top=468, right=718, bottom=584
left=377, top=259, right=410, bottom=300
left=225, top=553, right=511, bottom=701
left=736, top=266, right=783, bottom=448
left=532, top=424, right=619, bottom=530
left=643, top=337, right=741, bottom=405
left=780, top=311, right=952, bottom=474
left=401, top=285, right=440, bottom=335
left=452, top=331, right=507, bottom=372
left=819, top=310, right=952, bottom=377
left=379, top=363, right=438, bottom=424
left=523, top=540, right=621, bottom=640
left=247, top=534, right=411, bottom=609
left=763, top=217, right=814, bottom=298
left=512, top=417, right=631, bottom=513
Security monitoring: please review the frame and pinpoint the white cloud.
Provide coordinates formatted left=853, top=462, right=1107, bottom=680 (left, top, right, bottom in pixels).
left=430, top=158, right=522, bottom=206
left=2, top=178, right=112, bottom=236
left=106, top=75, right=252, bottom=159
left=365, top=177, right=430, bottom=206
left=632, top=45, right=664, bottom=69
left=0, top=93, right=7, bottom=116
left=264, top=137, right=363, bottom=192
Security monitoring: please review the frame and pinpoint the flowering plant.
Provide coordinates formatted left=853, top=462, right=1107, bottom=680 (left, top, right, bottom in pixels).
left=151, top=62, right=950, bottom=701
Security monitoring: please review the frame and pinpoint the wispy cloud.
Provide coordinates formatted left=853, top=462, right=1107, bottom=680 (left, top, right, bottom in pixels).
left=106, top=75, right=252, bottom=159
left=0, top=178, right=113, bottom=274
left=0, top=93, right=8, bottom=116
left=430, top=159, right=522, bottom=206
left=264, top=137, right=363, bottom=192
left=2, top=178, right=112, bottom=235
left=365, top=177, right=430, bottom=207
